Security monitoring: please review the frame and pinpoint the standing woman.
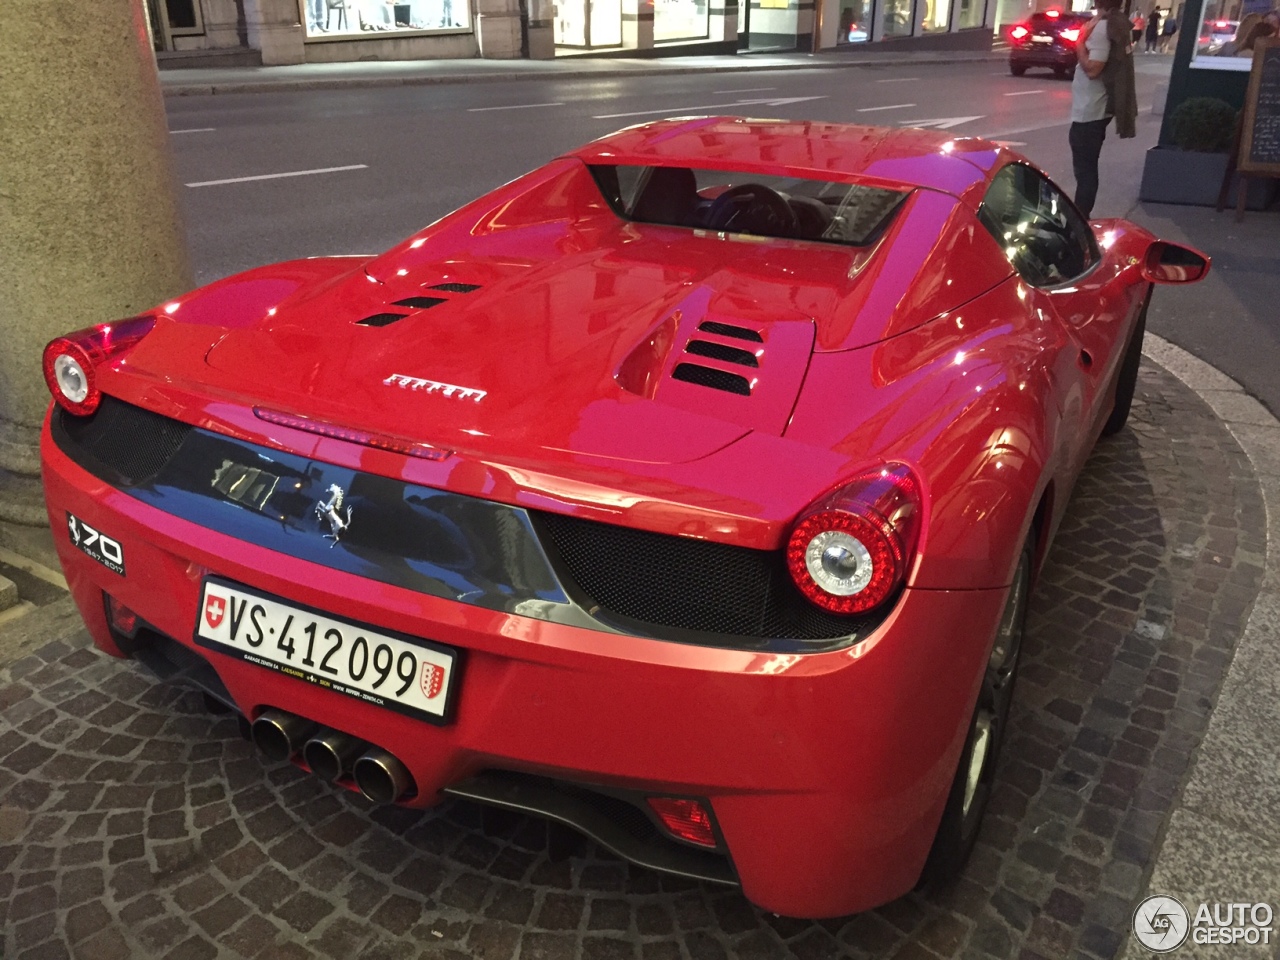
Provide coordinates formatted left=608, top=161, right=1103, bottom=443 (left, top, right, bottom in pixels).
left=1145, top=7, right=1161, bottom=52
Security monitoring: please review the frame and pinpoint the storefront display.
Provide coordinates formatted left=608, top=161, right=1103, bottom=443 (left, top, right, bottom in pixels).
left=1190, top=0, right=1278, bottom=68
left=654, top=0, right=710, bottom=41
left=302, top=0, right=469, bottom=38
left=882, top=0, right=914, bottom=35
left=954, top=0, right=985, bottom=29
left=837, top=0, right=870, bottom=41
left=919, top=0, right=949, bottom=30
left=554, top=0, right=623, bottom=46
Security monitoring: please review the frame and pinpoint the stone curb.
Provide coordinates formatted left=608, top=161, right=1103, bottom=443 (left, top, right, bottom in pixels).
left=160, top=50, right=1004, bottom=97
left=1120, top=334, right=1280, bottom=959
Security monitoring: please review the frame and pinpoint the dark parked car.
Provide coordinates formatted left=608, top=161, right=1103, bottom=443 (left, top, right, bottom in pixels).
left=1008, top=10, right=1091, bottom=78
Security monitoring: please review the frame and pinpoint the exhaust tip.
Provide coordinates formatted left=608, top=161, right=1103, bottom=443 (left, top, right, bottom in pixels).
left=353, top=749, right=414, bottom=804
left=303, top=731, right=365, bottom=782
left=251, top=709, right=317, bottom=763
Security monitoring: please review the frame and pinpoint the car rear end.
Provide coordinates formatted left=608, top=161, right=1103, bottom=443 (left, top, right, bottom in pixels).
left=1008, top=11, right=1088, bottom=76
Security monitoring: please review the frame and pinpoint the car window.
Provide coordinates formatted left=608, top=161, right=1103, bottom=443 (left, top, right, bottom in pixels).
left=977, top=163, right=1098, bottom=287
left=588, top=164, right=908, bottom=247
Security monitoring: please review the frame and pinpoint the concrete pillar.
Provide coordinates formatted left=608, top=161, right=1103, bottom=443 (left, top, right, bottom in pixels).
left=477, top=0, right=525, bottom=56
left=0, top=0, right=192, bottom=524
left=244, top=0, right=306, bottom=64
left=527, top=0, right=557, bottom=56
left=622, top=0, right=655, bottom=50
left=710, top=0, right=740, bottom=42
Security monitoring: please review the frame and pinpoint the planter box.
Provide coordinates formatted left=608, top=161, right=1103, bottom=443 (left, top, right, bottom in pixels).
left=1139, top=146, right=1277, bottom=210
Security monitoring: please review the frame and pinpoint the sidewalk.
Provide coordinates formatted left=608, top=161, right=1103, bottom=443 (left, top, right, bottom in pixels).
left=3, top=62, right=1280, bottom=957
left=158, top=47, right=1004, bottom=96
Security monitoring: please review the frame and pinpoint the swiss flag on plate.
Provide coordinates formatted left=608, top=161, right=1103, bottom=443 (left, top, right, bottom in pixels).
left=205, top=594, right=226, bottom=630
left=421, top=662, right=445, bottom=700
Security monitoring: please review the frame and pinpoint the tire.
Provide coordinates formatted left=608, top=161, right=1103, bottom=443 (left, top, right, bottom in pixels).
left=1100, top=292, right=1149, bottom=437
left=919, top=544, right=1032, bottom=886
left=1054, top=65, right=1074, bottom=79
left=1010, top=63, right=1027, bottom=76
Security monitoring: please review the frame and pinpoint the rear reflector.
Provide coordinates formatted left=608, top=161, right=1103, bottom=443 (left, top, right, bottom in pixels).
left=647, top=797, right=717, bottom=848
left=253, top=408, right=452, bottom=461
left=106, top=594, right=139, bottom=638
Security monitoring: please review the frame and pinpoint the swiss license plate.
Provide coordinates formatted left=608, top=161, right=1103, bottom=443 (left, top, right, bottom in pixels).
left=194, top=578, right=457, bottom=724
left=1032, top=35, right=1052, bottom=42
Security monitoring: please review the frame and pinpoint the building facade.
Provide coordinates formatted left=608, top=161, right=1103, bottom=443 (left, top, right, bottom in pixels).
left=146, top=0, right=993, bottom=65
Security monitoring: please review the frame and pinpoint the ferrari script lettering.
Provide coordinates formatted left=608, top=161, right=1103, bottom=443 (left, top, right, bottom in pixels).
left=383, top=373, right=486, bottom=402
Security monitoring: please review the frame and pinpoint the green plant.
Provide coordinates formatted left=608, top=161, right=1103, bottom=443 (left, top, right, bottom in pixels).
left=1168, top=97, right=1238, bottom=152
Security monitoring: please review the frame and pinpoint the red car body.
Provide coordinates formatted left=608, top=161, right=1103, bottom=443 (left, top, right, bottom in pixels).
left=41, top=118, right=1205, bottom=918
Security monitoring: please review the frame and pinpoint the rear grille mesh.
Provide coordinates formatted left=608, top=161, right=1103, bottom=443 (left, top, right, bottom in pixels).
left=684, top=340, right=759, bottom=367
left=392, top=297, right=448, bottom=310
left=671, top=364, right=752, bottom=396
left=533, top=511, right=878, bottom=641
left=698, top=321, right=763, bottom=342
left=56, top=396, right=193, bottom=486
left=357, top=312, right=408, bottom=327
left=429, top=282, right=481, bottom=293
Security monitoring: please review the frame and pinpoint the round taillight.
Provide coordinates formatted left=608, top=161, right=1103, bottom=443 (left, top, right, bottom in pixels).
left=787, top=510, right=903, bottom=613
left=785, top=464, right=921, bottom=615
left=42, top=338, right=100, bottom=415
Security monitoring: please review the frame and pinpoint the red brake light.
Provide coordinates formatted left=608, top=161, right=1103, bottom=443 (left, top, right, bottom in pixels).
left=106, top=594, right=140, bottom=638
left=253, top=408, right=453, bottom=460
left=42, top=316, right=156, bottom=416
left=647, top=798, right=717, bottom=848
left=785, top=464, right=922, bottom=614
left=1010, top=24, right=1030, bottom=39
left=1060, top=27, right=1080, bottom=42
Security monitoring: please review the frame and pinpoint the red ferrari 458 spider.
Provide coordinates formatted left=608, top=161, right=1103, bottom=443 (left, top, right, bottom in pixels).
left=41, top=118, right=1207, bottom=918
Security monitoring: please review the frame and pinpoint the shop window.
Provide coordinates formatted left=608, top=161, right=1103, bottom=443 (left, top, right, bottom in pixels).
left=1189, top=2, right=1274, bottom=71
left=165, top=0, right=204, bottom=35
left=882, top=0, right=915, bottom=36
left=920, top=0, right=950, bottom=31
left=838, top=0, right=870, bottom=42
left=655, top=0, right=711, bottom=41
left=955, top=0, right=985, bottom=29
left=301, top=0, right=470, bottom=39
left=554, top=0, right=622, bottom=46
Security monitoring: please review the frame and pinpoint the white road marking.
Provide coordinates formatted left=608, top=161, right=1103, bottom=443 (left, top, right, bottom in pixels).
left=876, top=77, right=920, bottom=83
left=857, top=103, right=916, bottom=112
left=0, top=547, right=68, bottom=591
left=468, top=102, right=564, bottom=112
left=899, top=115, right=985, bottom=130
left=186, top=164, right=368, bottom=188
left=1004, top=89, right=1047, bottom=96
left=170, top=127, right=216, bottom=134
left=713, top=86, right=777, bottom=93
left=594, top=95, right=826, bottom=120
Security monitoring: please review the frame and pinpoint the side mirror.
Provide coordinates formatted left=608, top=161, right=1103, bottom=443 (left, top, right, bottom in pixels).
left=1142, top=241, right=1210, bottom=284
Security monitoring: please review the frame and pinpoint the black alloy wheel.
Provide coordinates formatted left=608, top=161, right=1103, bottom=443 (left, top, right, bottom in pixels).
left=1010, top=62, right=1028, bottom=76
left=919, top=543, right=1032, bottom=885
left=1101, top=289, right=1150, bottom=437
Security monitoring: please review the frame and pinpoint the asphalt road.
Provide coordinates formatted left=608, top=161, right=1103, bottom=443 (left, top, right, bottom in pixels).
left=161, top=57, right=1280, bottom=414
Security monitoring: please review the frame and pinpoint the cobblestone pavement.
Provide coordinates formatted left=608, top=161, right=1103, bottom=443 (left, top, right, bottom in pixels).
left=0, top=360, right=1267, bottom=960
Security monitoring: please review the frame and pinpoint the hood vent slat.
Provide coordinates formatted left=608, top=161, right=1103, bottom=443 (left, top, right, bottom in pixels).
left=392, top=297, right=448, bottom=310
left=429, top=283, right=481, bottom=293
left=356, top=312, right=409, bottom=327
left=672, top=363, right=752, bottom=396
left=685, top=340, right=759, bottom=368
left=698, top=321, right=763, bottom=343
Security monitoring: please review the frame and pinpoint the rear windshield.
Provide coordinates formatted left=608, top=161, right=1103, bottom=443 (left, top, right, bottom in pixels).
left=588, top=164, right=908, bottom=247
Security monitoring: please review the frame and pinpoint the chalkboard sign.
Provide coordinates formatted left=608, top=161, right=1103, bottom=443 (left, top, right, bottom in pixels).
left=1239, top=38, right=1280, bottom=175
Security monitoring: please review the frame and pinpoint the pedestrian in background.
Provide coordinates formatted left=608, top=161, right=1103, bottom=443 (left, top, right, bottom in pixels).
left=1131, top=9, right=1144, bottom=44
left=1159, top=13, right=1177, bottom=52
left=1145, top=7, right=1161, bottom=52
left=1070, top=0, right=1135, bottom=217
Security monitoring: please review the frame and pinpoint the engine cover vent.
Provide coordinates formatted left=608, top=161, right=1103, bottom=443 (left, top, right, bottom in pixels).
left=392, top=297, right=448, bottom=310
left=671, top=363, right=752, bottom=396
left=429, top=283, right=481, bottom=293
left=356, top=312, right=409, bottom=327
left=685, top=340, right=758, bottom=367
left=698, top=321, right=763, bottom=343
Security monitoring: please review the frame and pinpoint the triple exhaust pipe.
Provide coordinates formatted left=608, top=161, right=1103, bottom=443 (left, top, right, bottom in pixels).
left=250, top=709, right=413, bottom=804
